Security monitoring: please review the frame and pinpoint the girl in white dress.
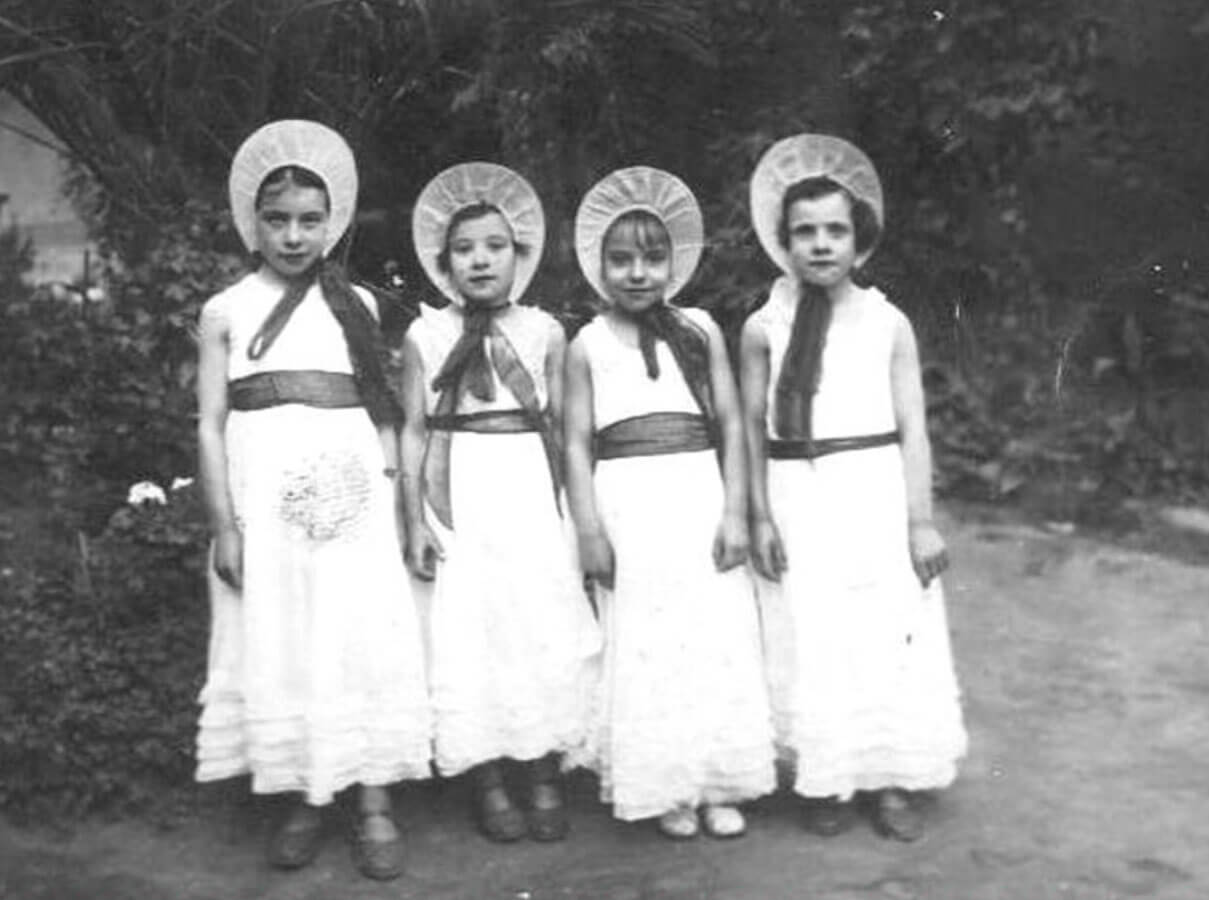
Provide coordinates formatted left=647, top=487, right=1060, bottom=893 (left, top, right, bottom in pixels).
left=740, top=134, right=968, bottom=841
left=195, top=120, right=432, bottom=880
left=399, top=163, right=599, bottom=843
left=565, top=167, right=775, bottom=840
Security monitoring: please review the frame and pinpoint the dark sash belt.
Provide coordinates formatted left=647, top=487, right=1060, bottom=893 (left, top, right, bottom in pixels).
left=423, top=407, right=562, bottom=529
left=767, top=430, right=899, bottom=460
left=427, top=409, right=541, bottom=433
left=595, top=411, right=716, bottom=461
left=229, top=370, right=362, bottom=411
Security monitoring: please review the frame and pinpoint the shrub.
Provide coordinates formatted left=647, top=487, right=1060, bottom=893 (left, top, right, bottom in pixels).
left=0, top=480, right=210, bottom=819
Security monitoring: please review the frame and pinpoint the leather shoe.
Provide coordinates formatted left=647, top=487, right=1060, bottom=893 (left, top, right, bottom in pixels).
left=350, top=811, right=403, bottom=881
left=267, top=806, right=323, bottom=870
left=873, top=789, right=924, bottom=842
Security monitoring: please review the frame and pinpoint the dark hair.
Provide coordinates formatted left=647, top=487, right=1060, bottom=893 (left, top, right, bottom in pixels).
left=776, top=176, right=881, bottom=256
left=255, top=165, right=330, bottom=211
left=436, top=201, right=530, bottom=273
left=602, top=210, right=672, bottom=259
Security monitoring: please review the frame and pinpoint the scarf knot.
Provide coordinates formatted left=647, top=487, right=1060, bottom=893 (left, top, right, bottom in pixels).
left=430, top=303, right=507, bottom=403
left=624, top=303, right=714, bottom=420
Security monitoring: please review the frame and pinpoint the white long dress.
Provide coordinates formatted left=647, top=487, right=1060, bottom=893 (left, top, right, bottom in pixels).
left=577, top=310, right=775, bottom=821
left=407, top=303, right=600, bottom=776
left=195, top=269, right=432, bottom=805
left=751, top=278, right=967, bottom=800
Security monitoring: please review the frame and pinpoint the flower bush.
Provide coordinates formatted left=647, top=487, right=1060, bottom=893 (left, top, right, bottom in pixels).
left=0, top=479, right=210, bottom=819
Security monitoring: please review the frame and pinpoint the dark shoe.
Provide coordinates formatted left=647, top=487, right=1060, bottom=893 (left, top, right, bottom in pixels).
left=350, top=811, right=403, bottom=881
left=477, top=785, right=526, bottom=842
left=267, top=805, right=324, bottom=870
left=527, top=780, right=569, bottom=842
left=873, top=789, right=924, bottom=842
left=802, top=797, right=855, bottom=837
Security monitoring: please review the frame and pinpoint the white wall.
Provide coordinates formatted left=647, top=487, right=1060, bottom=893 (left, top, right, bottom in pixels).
left=0, top=91, right=94, bottom=287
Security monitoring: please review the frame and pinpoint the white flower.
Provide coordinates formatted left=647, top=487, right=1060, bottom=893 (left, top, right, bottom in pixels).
left=170, top=476, right=195, bottom=492
left=127, top=481, right=167, bottom=506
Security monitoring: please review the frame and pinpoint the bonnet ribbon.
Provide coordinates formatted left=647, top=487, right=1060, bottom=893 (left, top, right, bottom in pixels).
left=628, top=302, right=715, bottom=423
left=423, top=307, right=561, bottom=529
left=245, top=260, right=402, bottom=428
left=772, top=280, right=832, bottom=447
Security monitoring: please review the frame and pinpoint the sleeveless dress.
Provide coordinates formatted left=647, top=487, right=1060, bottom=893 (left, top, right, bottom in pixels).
left=195, top=269, right=432, bottom=805
left=750, top=278, right=967, bottom=800
left=577, top=310, right=775, bottom=821
left=407, top=303, right=600, bottom=776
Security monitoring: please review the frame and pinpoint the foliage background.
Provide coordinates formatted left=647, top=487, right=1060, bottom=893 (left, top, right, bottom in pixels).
left=1, top=0, right=1208, bottom=818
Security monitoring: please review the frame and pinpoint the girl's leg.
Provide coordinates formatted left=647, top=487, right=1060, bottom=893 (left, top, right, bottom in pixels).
left=872, top=788, right=924, bottom=842
left=473, top=759, right=525, bottom=842
left=801, top=795, right=856, bottom=837
left=524, top=753, right=568, bottom=842
left=267, top=795, right=324, bottom=870
left=350, top=784, right=404, bottom=881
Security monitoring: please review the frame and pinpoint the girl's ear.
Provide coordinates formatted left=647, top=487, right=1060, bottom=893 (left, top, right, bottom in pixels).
left=853, top=249, right=873, bottom=272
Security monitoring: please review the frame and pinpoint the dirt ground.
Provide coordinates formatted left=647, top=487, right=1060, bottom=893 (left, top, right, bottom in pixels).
left=2, top=505, right=1207, bottom=900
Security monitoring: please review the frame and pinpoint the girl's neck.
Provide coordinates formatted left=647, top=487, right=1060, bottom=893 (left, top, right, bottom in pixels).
left=460, top=297, right=512, bottom=317
left=819, top=277, right=860, bottom=309
left=258, top=261, right=315, bottom=291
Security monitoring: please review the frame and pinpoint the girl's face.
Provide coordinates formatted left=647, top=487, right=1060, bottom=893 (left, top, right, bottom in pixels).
left=601, top=221, right=672, bottom=315
left=255, top=183, right=329, bottom=280
left=784, top=190, right=864, bottom=288
left=446, top=211, right=517, bottom=307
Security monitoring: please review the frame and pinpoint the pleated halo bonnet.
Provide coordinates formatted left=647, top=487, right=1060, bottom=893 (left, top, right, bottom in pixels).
left=412, top=162, right=545, bottom=306
left=750, top=134, right=884, bottom=275
left=228, top=119, right=358, bottom=256
left=575, top=166, right=703, bottom=303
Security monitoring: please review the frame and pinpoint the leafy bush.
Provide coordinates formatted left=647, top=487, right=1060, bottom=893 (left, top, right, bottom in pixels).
left=0, top=202, right=243, bottom=530
left=0, top=481, right=209, bottom=819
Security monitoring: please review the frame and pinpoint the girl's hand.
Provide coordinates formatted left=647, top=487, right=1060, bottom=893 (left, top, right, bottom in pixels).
left=750, top=517, right=788, bottom=582
left=578, top=530, right=616, bottom=590
left=909, top=520, right=949, bottom=587
left=712, top=512, right=749, bottom=572
left=213, top=528, right=243, bottom=590
left=406, top=522, right=445, bottom=581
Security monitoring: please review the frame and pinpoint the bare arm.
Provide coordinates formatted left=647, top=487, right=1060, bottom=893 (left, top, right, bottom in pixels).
left=698, top=313, right=748, bottom=570
left=196, top=298, right=241, bottom=588
left=738, top=317, right=786, bottom=580
left=398, top=333, right=443, bottom=579
left=889, top=311, right=948, bottom=586
left=563, top=335, right=614, bottom=588
left=543, top=317, right=567, bottom=460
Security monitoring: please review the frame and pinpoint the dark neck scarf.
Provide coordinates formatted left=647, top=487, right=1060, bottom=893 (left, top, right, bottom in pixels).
left=773, top=279, right=832, bottom=443
left=246, top=260, right=402, bottom=429
left=423, top=304, right=562, bottom=529
left=429, top=301, right=508, bottom=403
left=622, top=302, right=715, bottom=420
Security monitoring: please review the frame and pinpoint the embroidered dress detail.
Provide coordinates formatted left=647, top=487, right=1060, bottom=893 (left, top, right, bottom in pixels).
left=277, top=447, right=373, bottom=542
